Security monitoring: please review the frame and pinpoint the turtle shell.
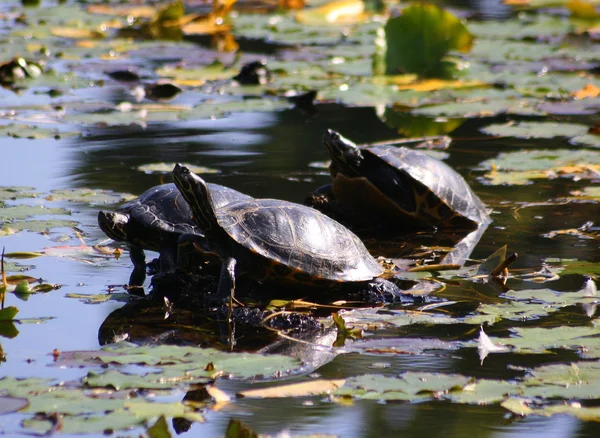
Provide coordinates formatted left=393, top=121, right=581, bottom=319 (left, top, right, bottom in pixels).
left=216, top=198, right=383, bottom=284
left=104, top=182, right=252, bottom=250
left=332, top=146, right=488, bottom=230
left=125, top=183, right=251, bottom=235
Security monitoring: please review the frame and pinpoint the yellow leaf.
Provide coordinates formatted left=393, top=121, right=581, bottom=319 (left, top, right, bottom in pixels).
left=212, top=32, right=239, bottom=53
left=206, top=386, right=231, bottom=403
left=75, top=40, right=98, bottom=48
left=238, top=379, right=346, bottom=398
left=278, top=0, right=306, bottom=10
left=394, top=78, right=487, bottom=92
left=50, top=28, right=105, bottom=39
left=182, top=18, right=231, bottom=35
left=296, top=0, right=366, bottom=25
left=567, top=0, right=600, bottom=19
left=571, top=83, right=600, bottom=99
left=87, top=4, right=156, bottom=18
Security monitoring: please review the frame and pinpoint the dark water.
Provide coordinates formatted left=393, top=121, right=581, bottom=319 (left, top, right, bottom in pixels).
left=3, top=102, right=600, bottom=436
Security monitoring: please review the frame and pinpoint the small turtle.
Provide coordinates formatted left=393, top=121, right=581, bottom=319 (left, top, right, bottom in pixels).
left=171, top=164, right=397, bottom=301
left=307, top=129, right=489, bottom=233
left=98, top=182, right=252, bottom=283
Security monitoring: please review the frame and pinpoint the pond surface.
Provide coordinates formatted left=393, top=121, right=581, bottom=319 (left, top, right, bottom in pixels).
left=2, top=0, right=600, bottom=436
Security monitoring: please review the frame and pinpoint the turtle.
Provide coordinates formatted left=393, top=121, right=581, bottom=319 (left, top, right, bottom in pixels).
left=171, top=164, right=397, bottom=301
left=98, top=182, right=252, bottom=285
left=306, top=129, right=489, bottom=233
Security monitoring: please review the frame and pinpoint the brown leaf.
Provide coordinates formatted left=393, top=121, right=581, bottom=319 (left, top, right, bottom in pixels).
left=238, top=379, right=346, bottom=398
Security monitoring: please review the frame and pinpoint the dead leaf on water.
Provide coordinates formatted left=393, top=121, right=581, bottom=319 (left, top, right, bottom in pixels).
left=238, top=379, right=346, bottom=398
left=571, top=83, right=600, bottom=99
left=296, top=0, right=366, bottom=25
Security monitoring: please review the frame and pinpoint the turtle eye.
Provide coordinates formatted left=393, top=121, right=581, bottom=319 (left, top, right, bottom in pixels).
left=331, top=132, right=340, bottom=140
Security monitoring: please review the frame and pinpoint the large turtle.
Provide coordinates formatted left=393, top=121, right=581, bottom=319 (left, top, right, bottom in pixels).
left=171, top=164, right=393, bottom=300
left=306, top=129, right=489, bottom=233
left=98, top=182, right=252, bottom=284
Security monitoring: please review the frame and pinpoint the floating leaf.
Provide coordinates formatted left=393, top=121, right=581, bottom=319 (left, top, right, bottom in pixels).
left=239, top=379, right=346, bottom=398
left=488, top=326, right=600, bottom=357
left=296, top=0, right=366, bottom=25
left=336, top=372, right=470, bottom=401
left=0, top=124, right=75, bottom=140
left=0, top=187, right=39, bottom=201
left=379, top=4, right=473, bottom=77
left=0, top=219, right=79, bottom=236
left=449, top=379, right=521, bottom=405
left=146, top=416, right=171, bottom=438
left=481, top=121, right=588, bottom=139
left=84, top=369, right=212, bottom=390
left=567, top=0, right=600, bottom=19
left=480, top=149, right=600, bottom=185
left=46, top=188, right=135, bottom=205
left=137, top=163, right=220, bottom=175
left=0, top=307, right=18, bottom=321
left=412, top=98, right=543, bottom=118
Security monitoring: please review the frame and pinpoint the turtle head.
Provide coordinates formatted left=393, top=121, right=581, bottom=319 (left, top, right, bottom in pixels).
left=98, top=211, right=130, bottom=242
left=172, top=163, right=218, bottom=230
left=323, top=129, right=363, bottom=177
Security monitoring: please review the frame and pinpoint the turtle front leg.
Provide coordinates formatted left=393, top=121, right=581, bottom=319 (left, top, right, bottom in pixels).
left=158, top=247, right=177, bottom=274
left=128, top=245, right=146, bottom=286
left=177, top=233, right=222, bottom=275
left=216, top=257, right=237, bottom=303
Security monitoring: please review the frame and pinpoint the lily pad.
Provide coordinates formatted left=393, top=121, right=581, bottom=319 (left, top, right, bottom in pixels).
left=0, top=187, right=39, bottom=201
left=378, top=4, right=473, bottom=77
left=62, top=343, right=302, bottom=380
left=0, top=124, right=76, bottom=140
left=46, top=188, right=135, bottom=205
left=336, top=372, right=471, bottom=401
left=412, top=98, right=543, bottom=118
left=0, top=205, right=71, bottom=221
left=479, top=149, right=600, bottom=185
left=0, top=219, right=79, bottom=236
left=0, top=396, right=29, bottom=415
left=448, top=380, right=522, bottom=405
left=480, top=121, right=589, bottom=139
left=488, top=326, right=600, bottom=357
left=137, top=163, right=220, bottom=175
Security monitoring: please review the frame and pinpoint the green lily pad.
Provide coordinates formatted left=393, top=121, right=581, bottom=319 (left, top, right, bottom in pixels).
left=479, top=149, right=600, bottom=185
left=503, top=401, right=600, bottom=421
left=571, top=133, right=600, bottom=148
left=468, top=15, right=573, bottom=40
left=137, top=163, right=220, bottom=175
left=336, top=372, right=471, bottom=401
left=412, top=98, right=543, bottom=117
left=504, top=288, right=592, bottom=305
left=480, top=121, right=589, bottom=139
left=46, top=188, right=135, bottom=205
left=572, top=186, right=600, bottom=200
left=0, top=187, right=39, bottom=201
left=341, top=308, right=460, bottom=329
left=65, top=292, right=132, bottom=304
left=470, top=39, right=559, bottom=63
left=84, top=369, right=211, bottom=390
left=464, top=301, right=557, bottom=325
left=65, top=343, right=302, bottom=380
left=488, top=325, right=600, bottom=356
left=448, top=379, right=522, bottom=405
left=0, top=219, right=79, bottom=235
left=378, top=4, right=473, bottom=77
left=544, top=258, right=600, bottom=276
left=0, top=205, right=71, bottom=221
left=0, top=124, right=76, bottom=140
left=0, top=396, right=29, bottom=415
left=0, top=307, right=18, bottom=321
